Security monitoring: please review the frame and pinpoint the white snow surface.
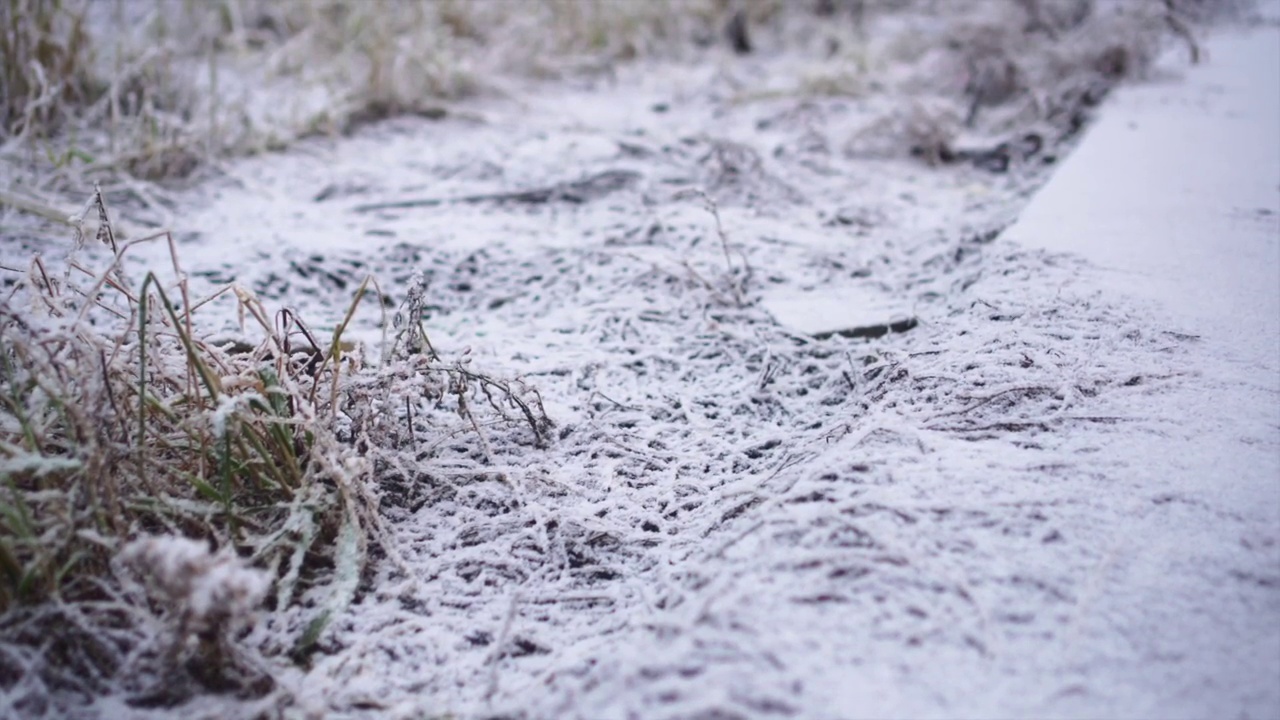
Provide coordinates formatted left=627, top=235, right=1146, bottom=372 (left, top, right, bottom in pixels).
left=5, top=11, right=1277, bottom=720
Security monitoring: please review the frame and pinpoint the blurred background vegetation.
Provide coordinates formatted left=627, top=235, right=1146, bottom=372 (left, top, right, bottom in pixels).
left=0, top=0, right=1231, bottom=191
left=1, top=0, right=773, bottom=182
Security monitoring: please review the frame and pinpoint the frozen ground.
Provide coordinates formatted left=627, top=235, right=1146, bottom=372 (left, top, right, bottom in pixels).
left=4, top=6, right=1279, bottom=720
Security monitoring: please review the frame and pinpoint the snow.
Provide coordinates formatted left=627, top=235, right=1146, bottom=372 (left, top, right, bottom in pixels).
left=0, top=453, right=82, bottom=477
left=258, top=21, right=1271, bottom=715
left=5, top=6, right=1279, bottom=720
left=120, top=536, right=270, bottom=633
left=210, top=391, right=265, bottom=437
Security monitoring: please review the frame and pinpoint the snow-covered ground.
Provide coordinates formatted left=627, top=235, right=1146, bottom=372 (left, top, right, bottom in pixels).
left=3, top=6, right=1277, bottom=720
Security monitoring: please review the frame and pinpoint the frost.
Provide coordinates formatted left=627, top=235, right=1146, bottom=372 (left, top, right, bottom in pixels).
left=119, top=536, right=269, bottom=636
left=0, top=452, right=82, bottom=477
left=210, top=391, right=265, bottom=437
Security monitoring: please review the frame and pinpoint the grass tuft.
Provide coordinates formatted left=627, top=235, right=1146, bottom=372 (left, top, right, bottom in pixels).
left=0, top=188, right=550, bottom=708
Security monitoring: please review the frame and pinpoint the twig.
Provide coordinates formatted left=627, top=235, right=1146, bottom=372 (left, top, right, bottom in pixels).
left=0, top=188, right=76, bottom=225
left=483, top=591, right=522, bottom=704
left=927, top=385, right=1052, bottom=421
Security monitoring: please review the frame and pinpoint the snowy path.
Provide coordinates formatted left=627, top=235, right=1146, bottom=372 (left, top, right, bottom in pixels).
left=983, top=25, right=1280, bottom=720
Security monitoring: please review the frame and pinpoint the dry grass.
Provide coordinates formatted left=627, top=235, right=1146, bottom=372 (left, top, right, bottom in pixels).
left=0, top=0, right=99, bottom=141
